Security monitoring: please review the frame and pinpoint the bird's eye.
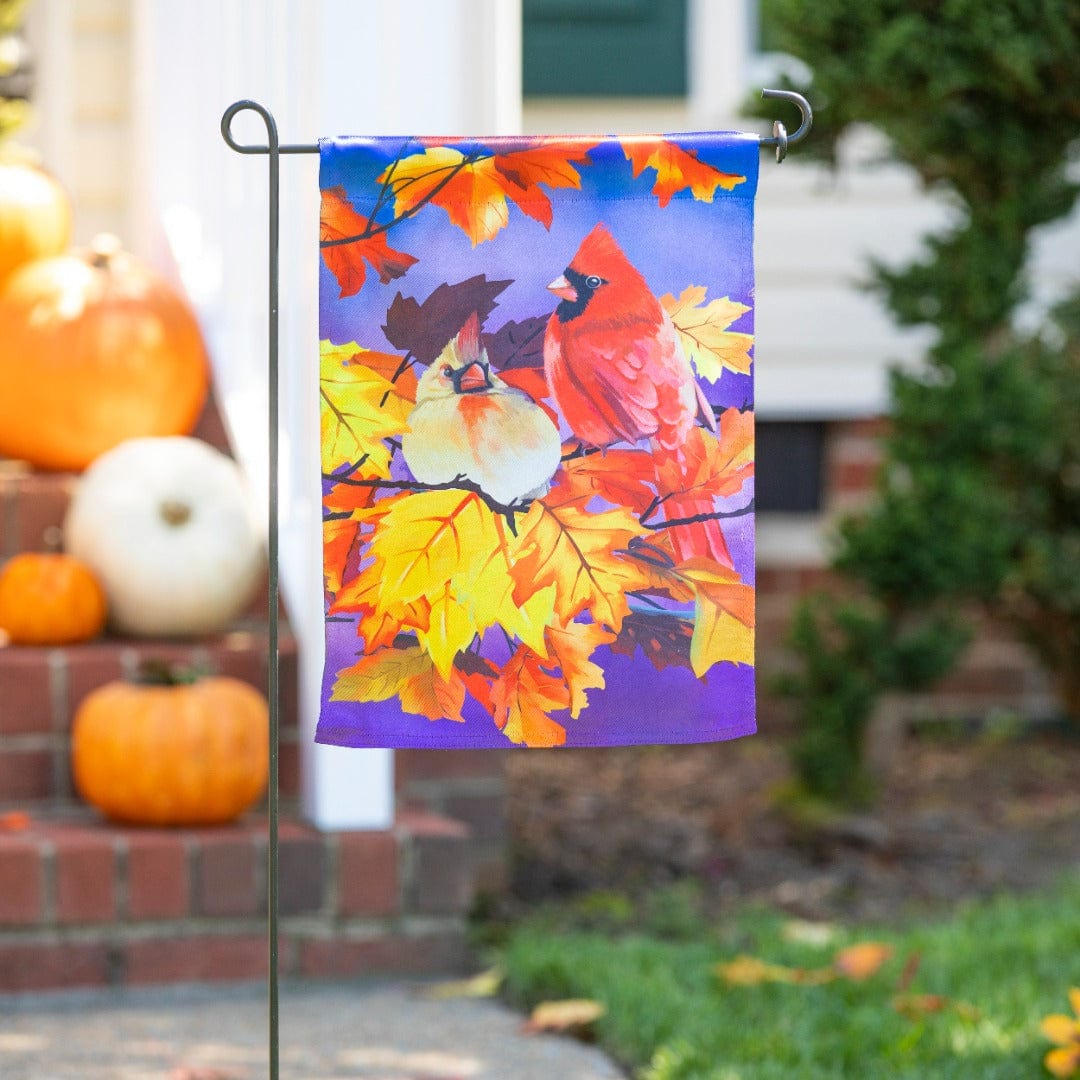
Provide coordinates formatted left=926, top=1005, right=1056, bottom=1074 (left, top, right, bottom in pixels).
left=585, top=275, right=603, bottom=290
left=441, top=364, right=453, bottom=377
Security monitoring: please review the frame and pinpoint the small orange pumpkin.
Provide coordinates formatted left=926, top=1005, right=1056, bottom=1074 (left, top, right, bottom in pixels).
left=0, top=158, right=72, bottom=286
left=0, top=552, right=107, bottom=645
left=0, top=235, right=210, bottom=471
left=71, top=670, right=269, bottom=826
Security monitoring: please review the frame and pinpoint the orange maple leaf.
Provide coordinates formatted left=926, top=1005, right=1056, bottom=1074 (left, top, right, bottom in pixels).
left=545, top=620, right=614, bottom=718
left=323, top=516, right=362, bottom=598
left=490, top=644, right=569, bottom=747
left=654, top=417, right=754, bottom=506
left=562, top=448, right=658, bottom=513
left=330, top=562, right=430, bottom=653
left=622, top=139, right=745, bottom=208
left=382, top=141, right=595, bottom=246
left=677, top=557, right=755, bottom=676
left=511, top=482, right=653, bottom=632
left=320, top=186, right=418, bottom=298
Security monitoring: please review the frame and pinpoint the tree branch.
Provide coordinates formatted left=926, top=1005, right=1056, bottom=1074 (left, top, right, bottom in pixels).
left=322, top=471, right=528, bottom=526
left=320, top=152, right=486, bottom=249
left=642, top=499, right=755, bottom=533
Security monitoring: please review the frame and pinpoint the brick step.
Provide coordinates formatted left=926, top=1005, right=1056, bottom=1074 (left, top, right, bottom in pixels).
left=0, top=629, right=300, bottom=807
left=0, top=808, right=476, bottom=992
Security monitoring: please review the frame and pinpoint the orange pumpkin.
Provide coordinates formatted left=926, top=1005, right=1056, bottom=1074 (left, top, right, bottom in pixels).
left=0, top=235, right=210, bottom=471
left=0, top=159, right=72, bottom=286
left=0, top=552, right=107, bottom=645
left=72, top=673, right=269, bottom=826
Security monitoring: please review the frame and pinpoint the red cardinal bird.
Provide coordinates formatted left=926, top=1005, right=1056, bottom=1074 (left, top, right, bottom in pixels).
left=544, top=222, right=732, bottom=566
left=403, top=313, right=562, bottom=507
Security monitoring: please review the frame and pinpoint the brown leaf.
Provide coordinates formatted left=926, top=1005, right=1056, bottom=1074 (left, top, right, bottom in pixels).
left=522, top=998, right=606, bottom=1034
left=484, top=315, right=549, bottom=370
left=609, top=612, right=695, bottom=673
left=382, top=275, right=511, bottom=364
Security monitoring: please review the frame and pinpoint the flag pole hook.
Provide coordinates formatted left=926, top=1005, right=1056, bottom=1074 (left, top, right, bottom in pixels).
left=759, top=88, right=813, bottom=163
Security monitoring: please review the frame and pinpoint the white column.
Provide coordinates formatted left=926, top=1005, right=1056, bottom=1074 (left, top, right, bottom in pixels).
left=126, top=0, right=523, bottom=829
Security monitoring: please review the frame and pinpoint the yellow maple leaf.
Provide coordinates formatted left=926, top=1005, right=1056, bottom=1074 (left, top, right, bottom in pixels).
left=360, top=490, right=561, bottom=675
left=416, top=580, right=479, bottom=679
left=361, top=490, right=496, bottom=608
left=491, top=645, right=569, bottom=747
left=456, top=514, right=557, bottom=658
left=330, top=644, right=466, bottom=722
left=678, top=558, right=755, bottom=677
left=545, top=621, right=613, bottom=718
left=320, top=341, right=412, bottom=476
left=511, top=489, right=653, bottom=633
left=661, top=285, right=753, bottom=380
left=319, top=340, right=417, bottom=402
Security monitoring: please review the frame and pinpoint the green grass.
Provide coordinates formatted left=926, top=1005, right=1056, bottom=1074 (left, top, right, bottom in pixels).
left=498, top=877, right=1080, bottom=1079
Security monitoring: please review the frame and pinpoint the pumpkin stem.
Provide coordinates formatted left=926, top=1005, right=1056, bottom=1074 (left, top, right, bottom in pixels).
left=134, top=659, right=209, bottom=686
left=159, top=499, right=192, bottom=527
left=88, top=232, right=123, bottom=270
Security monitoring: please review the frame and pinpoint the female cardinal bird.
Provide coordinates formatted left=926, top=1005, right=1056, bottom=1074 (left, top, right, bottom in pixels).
left=544, top=222, right=732, bottom=566
left=403, top=313, right=562, bottom=507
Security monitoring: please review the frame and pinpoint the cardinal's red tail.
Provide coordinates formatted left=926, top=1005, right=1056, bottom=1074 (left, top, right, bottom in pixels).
left=652, top=443, right=735, bottom=568
left=662, top=491, right=734, bottom=567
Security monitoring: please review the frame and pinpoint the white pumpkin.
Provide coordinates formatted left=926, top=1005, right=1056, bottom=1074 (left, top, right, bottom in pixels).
left=64, top=437, right=265, bottom=637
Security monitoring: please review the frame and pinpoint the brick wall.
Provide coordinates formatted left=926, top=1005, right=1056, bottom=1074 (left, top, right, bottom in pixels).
left=0, top=810, right=474, bottom=992
left=755, top=417, right=1060, bottom=727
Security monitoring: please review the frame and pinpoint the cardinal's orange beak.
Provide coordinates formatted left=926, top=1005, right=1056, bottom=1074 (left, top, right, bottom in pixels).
left=455, top=360, right=491, bottom=393
left=547, top=274, right=578, bottom=302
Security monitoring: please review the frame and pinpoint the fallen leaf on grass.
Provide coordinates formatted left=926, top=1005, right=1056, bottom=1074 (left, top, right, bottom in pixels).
left=522, top=999, right=606, bottom=1034
left=893, top=994, right=982, bottom=1023
left=834, top=942, right=894, bottom=981
left=714, top=955, right=832, bottom=987
left=716, top=941, right=895, bottom=988
left=421, top=967, right=504, bottom=999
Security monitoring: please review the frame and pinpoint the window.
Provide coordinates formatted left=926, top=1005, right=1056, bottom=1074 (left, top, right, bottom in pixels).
left=523, top=0, right=688, bottom=97
left=755, top=421, right=824, bottom=513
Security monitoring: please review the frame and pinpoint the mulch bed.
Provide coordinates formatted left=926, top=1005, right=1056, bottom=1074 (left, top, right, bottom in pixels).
left=505, top=723, right=1080, bottom=922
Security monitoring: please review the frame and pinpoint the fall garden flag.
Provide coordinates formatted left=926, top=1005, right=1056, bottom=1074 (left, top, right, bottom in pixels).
left=317, top=132, right=758, bottom=749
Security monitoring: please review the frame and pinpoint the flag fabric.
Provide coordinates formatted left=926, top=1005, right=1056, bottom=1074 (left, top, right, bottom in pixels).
left=317, top=131, right=758, bottom=749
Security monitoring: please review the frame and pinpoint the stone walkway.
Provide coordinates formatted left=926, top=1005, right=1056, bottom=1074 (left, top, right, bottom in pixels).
left=0, top=979, right=625, bottom=1080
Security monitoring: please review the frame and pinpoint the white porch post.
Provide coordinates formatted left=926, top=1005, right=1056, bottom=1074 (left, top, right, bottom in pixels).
left=124, top=0, right=522, bottom=829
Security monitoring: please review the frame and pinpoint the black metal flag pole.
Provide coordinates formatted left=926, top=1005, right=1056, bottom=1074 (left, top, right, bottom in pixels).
left=219, top=88, right=810, bottom=1080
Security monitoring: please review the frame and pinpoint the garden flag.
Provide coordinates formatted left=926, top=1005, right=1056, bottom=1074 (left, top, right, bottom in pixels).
left=316, top=131, right=758, bottom=749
